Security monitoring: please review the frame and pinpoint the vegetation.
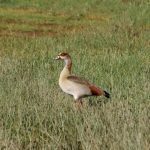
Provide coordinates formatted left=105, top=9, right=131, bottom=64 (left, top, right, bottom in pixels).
left=0, top=0, right=149, bottom=149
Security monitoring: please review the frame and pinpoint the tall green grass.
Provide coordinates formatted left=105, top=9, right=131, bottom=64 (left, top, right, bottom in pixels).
left=0, top=0, right=150, bottom=149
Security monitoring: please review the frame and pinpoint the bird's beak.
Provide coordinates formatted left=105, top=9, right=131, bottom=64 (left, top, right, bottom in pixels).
left=53, top=55, right=60, bottom=60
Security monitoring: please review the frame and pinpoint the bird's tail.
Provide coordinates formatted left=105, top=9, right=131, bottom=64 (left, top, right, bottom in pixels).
left=104, top=90, right=110, bottom=98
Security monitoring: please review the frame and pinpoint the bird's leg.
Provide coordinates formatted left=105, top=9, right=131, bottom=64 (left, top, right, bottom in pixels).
left=74, top=99, right=83, bottom=109
left=88, top=98, right=92, bottom=106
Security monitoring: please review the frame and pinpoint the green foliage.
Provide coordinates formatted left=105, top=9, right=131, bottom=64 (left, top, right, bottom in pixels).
left=0, top=0, right=150, bottom=149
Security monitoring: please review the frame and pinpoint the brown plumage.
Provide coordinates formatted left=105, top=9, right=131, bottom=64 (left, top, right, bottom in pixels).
left=67, top=76, right=104, bottom=96
left=89, top=85, right=104, bottom=96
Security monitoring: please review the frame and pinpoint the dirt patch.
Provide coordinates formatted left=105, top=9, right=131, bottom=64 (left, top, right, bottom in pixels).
left=0, top=22, right=86, bottom=37
left=0, top=7, right=110, bottom=37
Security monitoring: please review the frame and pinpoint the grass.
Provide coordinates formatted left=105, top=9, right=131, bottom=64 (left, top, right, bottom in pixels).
left=0, top=0, right=150, bottom=149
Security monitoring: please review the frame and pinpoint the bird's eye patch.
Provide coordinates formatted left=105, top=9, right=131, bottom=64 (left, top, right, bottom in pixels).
left=59, top=53, right=67, bottom=56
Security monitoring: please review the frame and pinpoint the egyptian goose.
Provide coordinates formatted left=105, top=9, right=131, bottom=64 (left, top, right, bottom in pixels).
left=54, top=52, right=110, bottom=105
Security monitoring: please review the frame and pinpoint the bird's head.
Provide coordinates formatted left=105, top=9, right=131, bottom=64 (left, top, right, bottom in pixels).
left=54, top=52, right=71, bottom=60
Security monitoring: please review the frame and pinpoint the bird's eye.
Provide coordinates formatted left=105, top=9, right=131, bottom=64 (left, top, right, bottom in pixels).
left=60, top=53, right=67, bottom=56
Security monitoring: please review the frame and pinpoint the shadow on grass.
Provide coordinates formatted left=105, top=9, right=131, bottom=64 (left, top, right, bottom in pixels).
left=88, top=97, right=111, bottom=107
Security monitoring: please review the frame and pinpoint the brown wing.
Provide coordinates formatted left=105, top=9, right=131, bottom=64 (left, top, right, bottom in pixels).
left=67, top=76, right=91, bottom=86
left=67, top=75, right=104, bottom=96
left=89, top=85, right=104, bottom=96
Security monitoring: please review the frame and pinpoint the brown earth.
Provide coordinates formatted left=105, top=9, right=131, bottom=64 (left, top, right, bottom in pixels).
left=0, top=18, right=86, bottom=37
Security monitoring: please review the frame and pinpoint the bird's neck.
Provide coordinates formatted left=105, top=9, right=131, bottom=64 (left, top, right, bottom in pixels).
left=64, top=58, right=72, bottom=72
left=60, top=58, right=72, bottom=79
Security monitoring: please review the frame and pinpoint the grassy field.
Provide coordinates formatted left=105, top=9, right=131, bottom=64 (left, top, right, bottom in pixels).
left=0, top=0, right=150, bottom=149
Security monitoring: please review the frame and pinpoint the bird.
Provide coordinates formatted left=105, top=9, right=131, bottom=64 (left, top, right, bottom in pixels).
left=54, top=52, right=110, bottom=106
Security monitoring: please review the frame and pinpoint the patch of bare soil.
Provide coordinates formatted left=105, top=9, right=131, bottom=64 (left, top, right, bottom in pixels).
left=0, top=8, right=110, bottom=37
left=0, top=18, right=86, bottom=37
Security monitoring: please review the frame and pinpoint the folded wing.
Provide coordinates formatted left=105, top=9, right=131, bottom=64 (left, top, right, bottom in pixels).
left=67, top=75, right=104, bottom=96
